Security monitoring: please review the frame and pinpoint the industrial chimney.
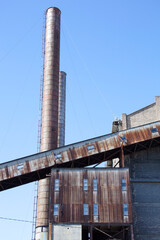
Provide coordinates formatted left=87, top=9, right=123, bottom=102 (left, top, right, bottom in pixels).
left=58, top=71, right=66, bottom=147
left=36, top=7, right=61, bottom=240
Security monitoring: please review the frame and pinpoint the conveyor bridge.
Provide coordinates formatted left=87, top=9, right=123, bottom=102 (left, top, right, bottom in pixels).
left=0, top=121, right=160, bottom=191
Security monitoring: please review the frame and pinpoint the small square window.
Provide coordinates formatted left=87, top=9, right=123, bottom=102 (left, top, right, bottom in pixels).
left=123, top=204, right=128, bottom=216
left=83, top=179, right=88, bottom=191
left=55, top=154, right=62, bottom=160
left=93, top=204, right=98, bottom=216
left=151, top=128, right=158, bottom=134
left=54, top=204, right=59, bottom=216
left=83, top=204, right=89, bottom=215
left=93, top=179, right=97, bottom=191
left=87, top=145, right=95, bottom=151
left=121, top=179, right=127, bottom=191
left=54, top=179, right=59, bottom=191
left=17, top=164, right=24, bottom=170
left=120, top=136, right=127, bottom=144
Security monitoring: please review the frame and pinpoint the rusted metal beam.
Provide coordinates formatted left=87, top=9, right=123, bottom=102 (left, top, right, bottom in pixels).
left=120, top=144, right=125, bottom=168
left=0, top=183, right=4, bottom=190
left=0, top=121, right=160, bottom=191
left=130, top=225, right=134, bottom=240
left=94, top=227, right=114, bottom=239
left=112, top=227, right=129, bottom=239
left=93, top=150, right=121, bottom=168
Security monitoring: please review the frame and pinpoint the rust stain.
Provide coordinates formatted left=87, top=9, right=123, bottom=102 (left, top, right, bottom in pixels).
left=26, top=161, right=31, bottom=172
left=50, top=169, right=132, bottom=224
left=0, top=122, right=160, bottom=188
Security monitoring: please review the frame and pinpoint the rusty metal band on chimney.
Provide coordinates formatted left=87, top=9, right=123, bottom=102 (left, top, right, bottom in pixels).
left=36, top=7, right=61, bottom=240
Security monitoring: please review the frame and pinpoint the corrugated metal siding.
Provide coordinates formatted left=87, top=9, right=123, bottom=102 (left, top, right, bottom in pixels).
left=49, top=169, right=132, bottom=224
left=125, top=146, right=160, bottom=240
left=1, top=121, right=160, bottom=191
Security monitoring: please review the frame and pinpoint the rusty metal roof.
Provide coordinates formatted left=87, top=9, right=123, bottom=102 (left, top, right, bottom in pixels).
left=0, top=121, right=160, bottom=191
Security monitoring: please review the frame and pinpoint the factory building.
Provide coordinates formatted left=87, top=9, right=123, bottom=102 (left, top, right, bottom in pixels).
left=50, top=168, right=133, bottom=240
left=1, top=121, right=160, bottom=240
left=0, top=6, right=160, bottom=240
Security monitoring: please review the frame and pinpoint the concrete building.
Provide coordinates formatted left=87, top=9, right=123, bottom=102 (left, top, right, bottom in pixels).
left=120, top=96, right=160, bottom=130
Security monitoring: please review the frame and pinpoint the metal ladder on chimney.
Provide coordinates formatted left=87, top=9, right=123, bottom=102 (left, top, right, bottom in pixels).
left=37, top=10, right=46, bottom=154
left=31, top=181, right=38, bottom=240
left=31, top=10, right=46, bottom=240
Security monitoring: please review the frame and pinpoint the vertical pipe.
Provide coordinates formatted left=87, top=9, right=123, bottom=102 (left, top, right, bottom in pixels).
left=58, top=71, right=66, bottom=147
left=36, top=7, right=61, bottom=240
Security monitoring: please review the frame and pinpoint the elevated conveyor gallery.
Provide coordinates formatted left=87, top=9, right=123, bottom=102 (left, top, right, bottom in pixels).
left=0, top=121, right=160, bottom=191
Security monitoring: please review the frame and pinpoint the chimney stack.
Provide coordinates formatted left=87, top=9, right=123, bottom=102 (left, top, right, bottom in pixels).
left=36, top=7, right=61, bottom=240
left=58, top=71, right=66, bottom=147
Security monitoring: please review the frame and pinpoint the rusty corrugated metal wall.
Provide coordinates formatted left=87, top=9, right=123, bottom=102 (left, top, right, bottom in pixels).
left=36, top=7, right=61, bottom=240
left=1, top=121, right=160, bottom=191
left=49, top=169, right=132, bottom=224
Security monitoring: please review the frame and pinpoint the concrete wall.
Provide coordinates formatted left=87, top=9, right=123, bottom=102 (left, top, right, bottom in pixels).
left=120, top=96, right=160, bottom=130
left=52, top=224, right=82, bottom=240
left=36, top=227, right=48, bottom=240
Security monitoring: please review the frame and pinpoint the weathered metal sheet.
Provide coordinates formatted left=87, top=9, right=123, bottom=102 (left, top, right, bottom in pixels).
left=125, top=146, right=160, bottom=240
left=49, top=168, right=132, bottom=224
left=0, top=121, right=160, bottom=191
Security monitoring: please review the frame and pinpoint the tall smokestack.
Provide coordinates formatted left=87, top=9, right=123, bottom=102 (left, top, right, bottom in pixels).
left=58, top=71, right=66, bottom=147
left=36, top=7, right=61, bottom=240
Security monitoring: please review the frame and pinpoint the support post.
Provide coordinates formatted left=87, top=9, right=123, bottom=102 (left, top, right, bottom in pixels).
left=120, top=143, right=125, bottom=168
left=48, top=223, right=52, bottom=240
left=130, top=225, right=134, bottom=240
left=90, top=226, right=93, bottom=240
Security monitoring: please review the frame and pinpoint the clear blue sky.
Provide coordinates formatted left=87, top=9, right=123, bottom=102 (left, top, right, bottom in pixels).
left=0, top=0, right=160, bottom=239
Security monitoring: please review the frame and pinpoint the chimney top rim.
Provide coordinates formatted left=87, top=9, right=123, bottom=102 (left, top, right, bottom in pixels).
left=46, top=7, right=61, bottom=14
left=60, top=71, right=67, bottom=76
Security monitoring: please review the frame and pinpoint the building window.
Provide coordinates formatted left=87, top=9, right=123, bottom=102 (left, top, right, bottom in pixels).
left=83, top=204, right=89, bottom=215
left=123, top=204, right=128, bottom=216
left=55, top=153, right=62, bottom=160
left=54, top=179, right=59, bottom=191
left=151, top=128, right=158, bottom=134
left=93, top=204, right=98, bottom=216
left=93, top=179, right=97, bottom=191
left=54, top=204, right=59, bottom=216
left=121, top=179, right=127, bottom=191
left=83, top=179, right=88, bottom=191
left=87, top=145, right=95, bottom=151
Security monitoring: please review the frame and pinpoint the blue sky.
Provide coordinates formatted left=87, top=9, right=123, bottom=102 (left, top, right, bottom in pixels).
left=0, top=0, right=160, bottom=239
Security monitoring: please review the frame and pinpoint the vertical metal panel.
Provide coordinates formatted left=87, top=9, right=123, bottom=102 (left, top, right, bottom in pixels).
left=49, top=169, right=132, bottom=224
left=125, top=146, right=160, bottom=240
